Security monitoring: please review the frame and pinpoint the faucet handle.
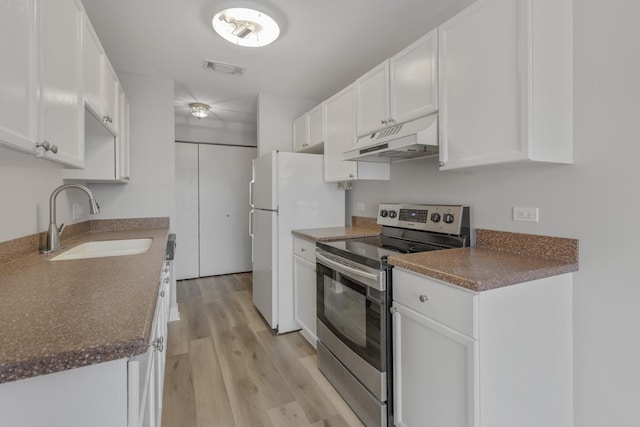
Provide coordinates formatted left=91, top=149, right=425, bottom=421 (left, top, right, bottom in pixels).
left=58, top=223, right=66, bottom=235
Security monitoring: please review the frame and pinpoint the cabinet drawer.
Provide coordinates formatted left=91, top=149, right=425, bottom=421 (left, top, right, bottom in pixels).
left=293, top=237, right=316, bottom=263
left=393, top=268, right=477, bottom=338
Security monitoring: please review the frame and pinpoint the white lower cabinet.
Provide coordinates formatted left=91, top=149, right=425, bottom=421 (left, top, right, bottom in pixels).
left=0, top=266, right=170, bottom=427
left=392, top=268, right=573, bottom=427
left=293, top=237, right=317, bottom=348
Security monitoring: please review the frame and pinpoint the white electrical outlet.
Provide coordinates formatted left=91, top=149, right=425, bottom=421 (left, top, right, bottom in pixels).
left=356, top=202, right=365, bottom=211
left=513, top=207, right=539, bottom=222
left=72, top=203, right=81, bottom=220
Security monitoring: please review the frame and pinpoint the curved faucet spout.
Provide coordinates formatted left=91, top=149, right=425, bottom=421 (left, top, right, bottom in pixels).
left=43, top=184, right=101, bottom=253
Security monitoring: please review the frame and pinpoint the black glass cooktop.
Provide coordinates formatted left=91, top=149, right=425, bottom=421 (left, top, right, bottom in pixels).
left=316, top=235, right=443, bottom=270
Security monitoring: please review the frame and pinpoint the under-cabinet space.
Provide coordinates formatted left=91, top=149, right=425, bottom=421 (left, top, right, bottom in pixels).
left=62, top=110, right=129, bottom=183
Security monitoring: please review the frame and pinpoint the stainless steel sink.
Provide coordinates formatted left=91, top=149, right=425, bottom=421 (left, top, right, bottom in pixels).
left=50, top=238, right=153, bottom=261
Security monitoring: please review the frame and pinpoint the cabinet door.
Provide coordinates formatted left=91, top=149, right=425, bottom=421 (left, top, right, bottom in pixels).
left=392, top=302, right=478, bottom=427
left=438, top=0, right=527, bottom=170
left=324, top=85, right=358, bottom=182
left=293, top=254, right=317, bottom=348
left=38, top=0, right=84, bottom=167
left=0, top=0, right=37, bottom=154
left=83, top=18, right=104, bottom=118
left=307, top=104, right=325, bottom=147
left=355, top=60, right=389, bottom=137
left=293, top=114, right=308, bottom=151
left=390, top=29, right=438, bottom=124
left=117, top=86, right=130, bottom=181
left=103, top=59, right=119, bottom=135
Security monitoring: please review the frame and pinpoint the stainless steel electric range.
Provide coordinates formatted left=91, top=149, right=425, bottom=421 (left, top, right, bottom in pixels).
left=315, top=203, right=470, bottom=427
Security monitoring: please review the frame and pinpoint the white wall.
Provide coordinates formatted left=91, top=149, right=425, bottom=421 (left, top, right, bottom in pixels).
left=88, top=73, right=176, bottom=229
left=175, top=117, right=256, bottom=147
left=256, top=93, right=315, bottom=156
left=0, top=150, right=83, bottom=242
left=346, top=1, right=640, bottom=425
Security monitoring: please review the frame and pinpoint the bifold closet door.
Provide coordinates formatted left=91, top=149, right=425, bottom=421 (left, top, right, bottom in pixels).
left=175, top=143, right=200, bottom=280
left=199, top=144, right=256, bottom=276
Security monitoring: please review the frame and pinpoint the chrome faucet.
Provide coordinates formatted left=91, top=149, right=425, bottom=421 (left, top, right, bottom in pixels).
left=43, top=184, right=100, bottom=253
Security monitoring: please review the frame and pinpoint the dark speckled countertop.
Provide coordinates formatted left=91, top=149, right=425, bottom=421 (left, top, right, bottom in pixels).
left=388, top=229, right=579, bottom=292
left=0, top=224, right=169, bottom=384
left=292, top=216, right=382, bottom=242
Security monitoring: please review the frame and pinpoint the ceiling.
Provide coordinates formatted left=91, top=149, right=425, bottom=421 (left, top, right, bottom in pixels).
left=81, top=0, right=474, bottom=127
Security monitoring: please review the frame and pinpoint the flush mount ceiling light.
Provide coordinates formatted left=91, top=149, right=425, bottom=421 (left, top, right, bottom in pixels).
left=211, top=2, right=282, bottom=47
left=190, top=103, right=210, bottom=118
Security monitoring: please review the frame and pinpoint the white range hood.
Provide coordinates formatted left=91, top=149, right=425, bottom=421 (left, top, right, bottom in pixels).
left=344, top=114, right=439, bottom=163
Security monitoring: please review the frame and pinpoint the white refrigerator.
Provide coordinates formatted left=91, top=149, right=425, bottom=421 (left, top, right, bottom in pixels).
left=250, top=151, right=345, bottom=333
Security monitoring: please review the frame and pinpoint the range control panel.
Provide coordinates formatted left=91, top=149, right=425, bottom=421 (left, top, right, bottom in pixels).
left=377, top=203, right=469, bottom=235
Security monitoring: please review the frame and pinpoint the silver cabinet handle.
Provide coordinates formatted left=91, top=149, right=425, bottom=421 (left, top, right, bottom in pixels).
left=300, top=248, right=306, bottom=252
left=419, top=295, right=429, bottom=302
left=103, top=115, right=113, bottom=124
left=36, top=140, right=57, bottom=154
left=151, top=336, right=164, bottom=352
left=249, top=209, right=254, bottom=237
left=249, top=179, right=255, bottom=208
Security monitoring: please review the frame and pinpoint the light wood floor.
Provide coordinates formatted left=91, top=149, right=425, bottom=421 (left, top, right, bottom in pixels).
left=161, top=273, right=364, bottom=427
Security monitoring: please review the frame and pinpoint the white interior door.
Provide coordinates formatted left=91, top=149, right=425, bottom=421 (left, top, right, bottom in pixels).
left=174, top=143, right=199, bottom=280
left=199, top=144, right=256, bottom=277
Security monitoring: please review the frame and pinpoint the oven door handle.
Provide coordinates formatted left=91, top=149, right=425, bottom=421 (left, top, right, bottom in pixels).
left=316, top=252, right=382, bottom=290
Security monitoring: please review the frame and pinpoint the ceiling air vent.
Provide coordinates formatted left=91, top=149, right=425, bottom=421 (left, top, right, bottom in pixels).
left=203, top=59, right=245, bottom=76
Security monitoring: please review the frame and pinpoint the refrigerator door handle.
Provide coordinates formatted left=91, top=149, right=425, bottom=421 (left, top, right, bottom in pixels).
left=249, top=209, right=254, bottom=237
left=249, top=179, right=255, bottom=208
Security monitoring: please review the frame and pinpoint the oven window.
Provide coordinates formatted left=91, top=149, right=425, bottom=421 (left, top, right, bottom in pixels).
left=323, top=276, right=366, bottom=347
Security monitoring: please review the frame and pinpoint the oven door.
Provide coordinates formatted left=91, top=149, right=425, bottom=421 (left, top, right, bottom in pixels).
left=316, top=250, right=387, bottom=372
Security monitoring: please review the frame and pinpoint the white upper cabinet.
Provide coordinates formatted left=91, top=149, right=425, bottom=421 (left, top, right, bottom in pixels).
left=0, top=0, right=37, bottom=154
left=356, top=61, right=389, bottom=137
left=83, top=18, right=104, bottom=117
left=0, top=0, right=84, bottom=167
left=83, top=17, right=120, bottom=137
left=118, top=89, right=130, bottom=182
left=390, top=30, right=438, bottom=125
left=356, top=29, right=438, bottom=137
left=324, top=84, right=390, bottom=182
left=438, top=0, right=573, bottom=170
left=102, top=59, right=119, bottom=135
left=293, top=114, right=308, bottom=152
left=293, top=104, right=324, bottom=154
left=37, top=0, right=84, bottom=167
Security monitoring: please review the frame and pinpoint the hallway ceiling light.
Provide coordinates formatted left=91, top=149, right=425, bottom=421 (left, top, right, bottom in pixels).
left=212, top=2, right=281, bottom=47
left=190, top=103, right=210, bottom=118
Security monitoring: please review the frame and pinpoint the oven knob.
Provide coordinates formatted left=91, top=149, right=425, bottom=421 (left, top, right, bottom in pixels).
left=380, top=209, right=388, bottom=218
left=430, top=213, right=441, bottom=223
left=443, top=213, right=455, bottom=224
left=389, top=210, right=397, bottom=219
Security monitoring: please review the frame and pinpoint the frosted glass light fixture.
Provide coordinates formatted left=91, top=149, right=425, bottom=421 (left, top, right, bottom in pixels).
left=190, top=103, right=210, bottom=118
left=212, top=2, right=281, bottom=47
